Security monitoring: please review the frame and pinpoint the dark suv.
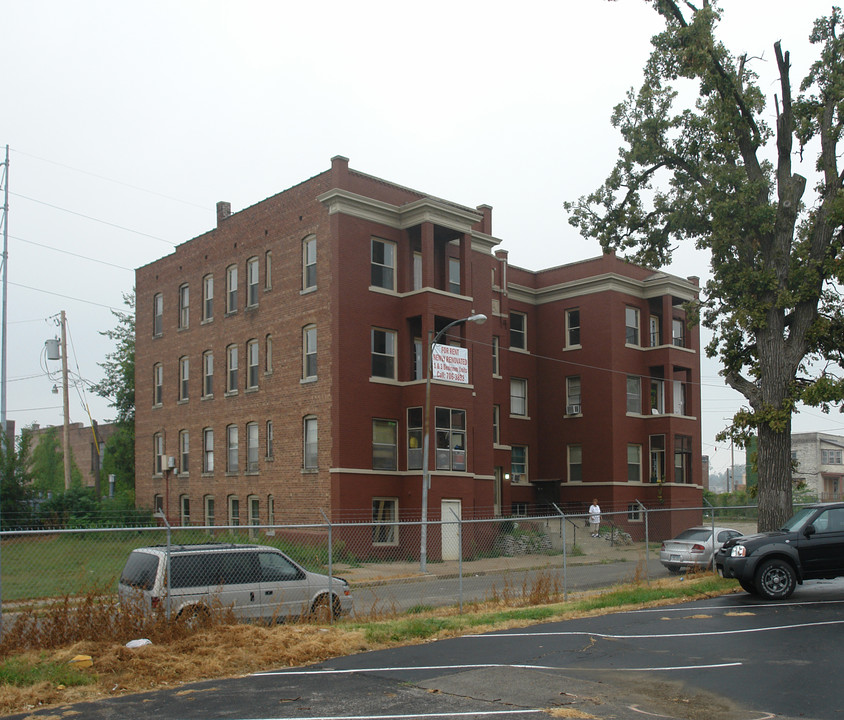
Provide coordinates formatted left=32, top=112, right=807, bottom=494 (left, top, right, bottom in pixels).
left=715, top=502, right=844, bottom=600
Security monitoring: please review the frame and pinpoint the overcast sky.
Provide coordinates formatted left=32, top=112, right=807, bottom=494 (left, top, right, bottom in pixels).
left=2, top=0, right=842, bottom=474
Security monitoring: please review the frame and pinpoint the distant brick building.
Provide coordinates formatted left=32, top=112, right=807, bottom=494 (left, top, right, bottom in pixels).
left=28, top=421, right=115, bottom=491
left=790, top=432, right=844, bottom=500
left=134, top=156, right=703, bottom=550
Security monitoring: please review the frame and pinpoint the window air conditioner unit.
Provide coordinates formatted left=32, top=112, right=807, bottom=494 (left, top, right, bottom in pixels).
left=567, top=404, right=581, bottom=415
left=167, top=456, right=176, bottom=469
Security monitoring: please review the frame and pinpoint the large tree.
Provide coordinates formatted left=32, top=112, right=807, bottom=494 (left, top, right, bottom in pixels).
left=0, top=429, right=34, bottom=528
left=90, top=291, right=135, bottom=494
left=565, top=1, right=844, bottom=530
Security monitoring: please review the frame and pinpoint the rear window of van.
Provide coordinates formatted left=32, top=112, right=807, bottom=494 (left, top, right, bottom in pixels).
left=120, top=552, right=160, bottom=590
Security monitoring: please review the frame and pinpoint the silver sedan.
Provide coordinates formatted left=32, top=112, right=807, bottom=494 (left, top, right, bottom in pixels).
left=660, top=526, right=744, bottom=573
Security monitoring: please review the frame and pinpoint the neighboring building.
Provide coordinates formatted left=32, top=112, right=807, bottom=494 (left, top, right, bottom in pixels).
left=135, top=156, right=703, bottom=549
left=791, top=432, right=844, bottom=500
left=28, top=421, right=116, bottom=491
left=702, top=454, right=710, bottom=492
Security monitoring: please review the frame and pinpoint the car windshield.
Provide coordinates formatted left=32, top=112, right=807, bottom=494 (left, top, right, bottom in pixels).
left=673, top=529, right=710, bottom=541
left=781, top=507, right=818, bottom=532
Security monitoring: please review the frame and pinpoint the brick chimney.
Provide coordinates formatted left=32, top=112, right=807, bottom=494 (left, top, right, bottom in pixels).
left=216, top=201, right=231, bottom=227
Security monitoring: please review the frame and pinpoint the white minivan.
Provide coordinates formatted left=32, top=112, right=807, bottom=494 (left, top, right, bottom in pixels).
left=118, top=543, right=353, bottom=623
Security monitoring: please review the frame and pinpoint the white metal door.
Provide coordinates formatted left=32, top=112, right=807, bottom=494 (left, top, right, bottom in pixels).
left=441, top=499, right=461, bottom=561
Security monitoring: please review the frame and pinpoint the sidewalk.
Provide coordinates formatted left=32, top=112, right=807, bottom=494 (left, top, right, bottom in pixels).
left=333, top=532, right=645, bottom=585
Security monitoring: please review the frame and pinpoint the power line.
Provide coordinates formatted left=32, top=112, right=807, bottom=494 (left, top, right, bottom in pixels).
left=10, top=191, right=176, bottom=247
left=9, top=280, right=124, bottom=312
left=11, top=234, right=134, bottom=271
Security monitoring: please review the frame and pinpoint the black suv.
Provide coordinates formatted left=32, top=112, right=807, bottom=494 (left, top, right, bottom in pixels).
left=715, top=502, right=844, bottom=600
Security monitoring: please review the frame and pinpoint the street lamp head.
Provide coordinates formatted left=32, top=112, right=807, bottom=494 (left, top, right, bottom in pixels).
left=467, top=313, right=487, bottom=325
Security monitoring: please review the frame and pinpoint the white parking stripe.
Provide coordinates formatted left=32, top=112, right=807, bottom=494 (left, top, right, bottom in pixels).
left=467, top=618, right=844, bottom=639
left=224, top=711, right=545, bottom=720
left=254, top=661, right=740, bottom=678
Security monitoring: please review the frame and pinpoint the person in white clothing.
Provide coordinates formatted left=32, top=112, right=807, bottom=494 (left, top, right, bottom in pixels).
left=588, top=499, right=601, bottom=537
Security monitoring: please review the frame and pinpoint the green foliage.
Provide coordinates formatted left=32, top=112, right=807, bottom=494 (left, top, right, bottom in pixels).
left=0, top=429, right=35, bottom=528
left=100, top=424, right=135, bottom=494
left=0, top=656, right=95, bottom=688
left=565, top=1, right=844, bottom=530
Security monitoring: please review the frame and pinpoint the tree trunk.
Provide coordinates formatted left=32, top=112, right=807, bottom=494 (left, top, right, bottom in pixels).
left=756, top=419, right=794, bottom=532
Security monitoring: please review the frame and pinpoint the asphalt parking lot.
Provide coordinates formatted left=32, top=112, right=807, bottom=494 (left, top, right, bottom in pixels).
left=9, top=578, right=844, bottom=720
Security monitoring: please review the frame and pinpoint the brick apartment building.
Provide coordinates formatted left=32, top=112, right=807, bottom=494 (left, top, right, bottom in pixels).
left=135, top=156, right=703, bottom=552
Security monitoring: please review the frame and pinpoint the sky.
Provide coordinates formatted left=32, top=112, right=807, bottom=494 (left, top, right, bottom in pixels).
left=2, top=0, right=842, bottom=474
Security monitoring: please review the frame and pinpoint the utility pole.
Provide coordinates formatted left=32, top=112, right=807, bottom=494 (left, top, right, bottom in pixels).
left=61, top=311, right=71, bottom=490
left=1, top=145, right=9, bottom=438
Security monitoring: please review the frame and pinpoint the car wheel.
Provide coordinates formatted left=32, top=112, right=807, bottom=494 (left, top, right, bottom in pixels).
left=754, top=558, right=796, bottom=600
left=738, top=579, right=758, bottom=595
left=179, top=604, right=211, bottom=629
left=311, top=594, right=341, bottom=623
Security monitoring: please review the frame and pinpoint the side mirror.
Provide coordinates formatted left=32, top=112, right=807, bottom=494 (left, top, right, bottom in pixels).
left=804, top=524, right=816, bottom=538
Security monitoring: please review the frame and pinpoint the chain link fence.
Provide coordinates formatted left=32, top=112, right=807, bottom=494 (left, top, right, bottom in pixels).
left=0, top=504, right=766, bottom=621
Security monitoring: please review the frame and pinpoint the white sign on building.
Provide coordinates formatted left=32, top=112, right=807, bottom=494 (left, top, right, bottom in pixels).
left=432, top=343, right=470, bottom=384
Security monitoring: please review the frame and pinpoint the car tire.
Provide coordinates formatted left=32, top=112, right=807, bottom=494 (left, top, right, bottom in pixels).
left=754, top=558, right=797, bottom=600
left=738, top=579, right=758, bottom=595
left=310, top=594, right=341, bottom=623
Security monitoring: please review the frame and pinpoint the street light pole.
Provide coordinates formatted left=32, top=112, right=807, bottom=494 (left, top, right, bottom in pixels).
left=420, top=313, right=487, bottom=572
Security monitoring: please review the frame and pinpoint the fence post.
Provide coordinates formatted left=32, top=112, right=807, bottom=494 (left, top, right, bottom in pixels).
left=636, top=500, right=648, bottom=585
left=320, top=510, right=334, bottom=625
left=155, top=510, right=172, bottom=620
left=552, top=503, right=568, bottom=602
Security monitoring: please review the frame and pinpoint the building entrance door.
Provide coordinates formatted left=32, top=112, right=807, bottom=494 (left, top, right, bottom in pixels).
left=441, top=499, right=461, bottom=561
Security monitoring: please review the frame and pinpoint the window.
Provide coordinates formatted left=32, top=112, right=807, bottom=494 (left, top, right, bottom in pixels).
left=153, top=293, right=163, bottom=336
left=407, top=407, right=422, bottom=470
left=265, top=251, right=272, bottom=290
left=265, top=335, right=273, bottom=373
left=371, top=328, right=397, bottom=379
left=412, top=337, right=423, bottom=380
left=674, top=435, right=692, bottom=483
left=510, top=378, right=527, bottom=416
left=154, top=495, right=163, bottom=514
left=303, top=325, right=317, bottom=379
left=650, top=434, right=666, bottom=483
left=625, top=307, right=640, bottom=345
left=226, top=424, right=238, bottom=473
left=202, top=428, right=214, bottom=473
left=248, top=496, right=260, bottom=527
left=822, top=449, right=843, bottom=465
left=673, top=380, right=686, bottom=415
left=511, top=445, right=527, bottom=483
left=413, top=252, right=422, bottom=290
left=204, top=495, right=215, bottom=526
left=228, top=495, right=240, bottom=526
left=227, top=345, right=238, bottom=393
left=568, top=444, right=582, bottom=482
left=266, top=420, right=274, bottom=459
left=153, top=433, right=164, bottom=475
left=371, top=238, right=396, bottom=290
left=492, top=336, right=500, bottom=375
left=627, top=502, right=642, bottom=521
left=566, top=376, right=581, bottom=415
left=179, top=356, right=189, bottom=401
left=566, top=309, right=580, bottom=347
left=628, top=444, right=642, bottom=482
left=303, top=416, right=318, bottom=470
left=626, top=375, right=641, bottom=413
left=303, top=235, right=316, bottom=290
left=179, top=284, right=189, bottom=329
left=246, top=422, right=259, bottom=472
left=649, top=315, right=661, bottom=347
left=650, top=378, right=664, bottom=414
left=203, top=351, right=213, bottom=397
left=435, top=407, right=466, bottom=471
left=179, top=429, right=189, bottom=473
left=226, top=264, right=238, bottom=313
left=493, top=405, right=500, bottom=445
left=510, top=311, right=526, bottom=350
left=267, top=495, right=274, bottom=525
left=202, top=274, right=213, bottom=321
left=180, top=495, right=190, bottom=526
left=372, top=419, right=397, bottom=471
left=511, top=502, right=528, bottom=517
left=672, top=318, right=685, bottom=347
left=153, top=364, right=163, bottom=406
left=246, top=257, right=259, bottom=307
left=372, top=498, right=398, bottom=545
left=247, top=339, right=259, bottom=389
left=448, top=257, right=460, bottom=294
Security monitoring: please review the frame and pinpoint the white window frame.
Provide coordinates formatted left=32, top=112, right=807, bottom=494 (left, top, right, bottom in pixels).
left=180, top=495, right=190, bottom=526
left=568, top=444, right=583, bottom=482
left=179, top=284, right=189, bottom=329
left=566, top=376, right=581, bottom=415
left=246, top=422, right=259, bottom=472
left=510, top=377, right=527, bottom=417
left=448, top=257, right=460, bottom=294
left=179, top=429, right=189, bottom=474
left=247, top=339, right=259, bottom=389
left=510, top=445, right=527, bottom=483
left=303, top=325, right=317, bottom=380
left=625, top=306, right=640, bottom=345
left=372, top=418, right=398, bottom=471
left=226, top=424, right=239, bottom=473
left=626, top=375, right=641, bottom=413
left=203, top=351, right=213, bottom=397
left=371, top=238, right=396, bottom=291
left=246, top=257, right=259, bottom=307
left=510, top=311, right=527, bottom=351
left=628, top=443, right=642, bottom=482
left=565, top=308, right=580, bottom=348
left=226, top=264, right=238, bottom=313
left=153, top=293, right=163, bottom=336
left=153, top=432, right=164, bottom=475
left=204, top=495, right=215, bottom=526
left=226, top=344, right=238, bottom=393
left=303, top=235, right=317, bottom=290
left=179, top=356, right=189, bottom=401
left=371, top=327, right=397, bottom=379
left=228, top=495, right=240, bottom=526
left=304, top=416, right=318, bottom=470
left=153, top=363, right=163, bottom=406
left=202, top=428, right=214, bottom=473
left=202, top=274, right=214, bottom=321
